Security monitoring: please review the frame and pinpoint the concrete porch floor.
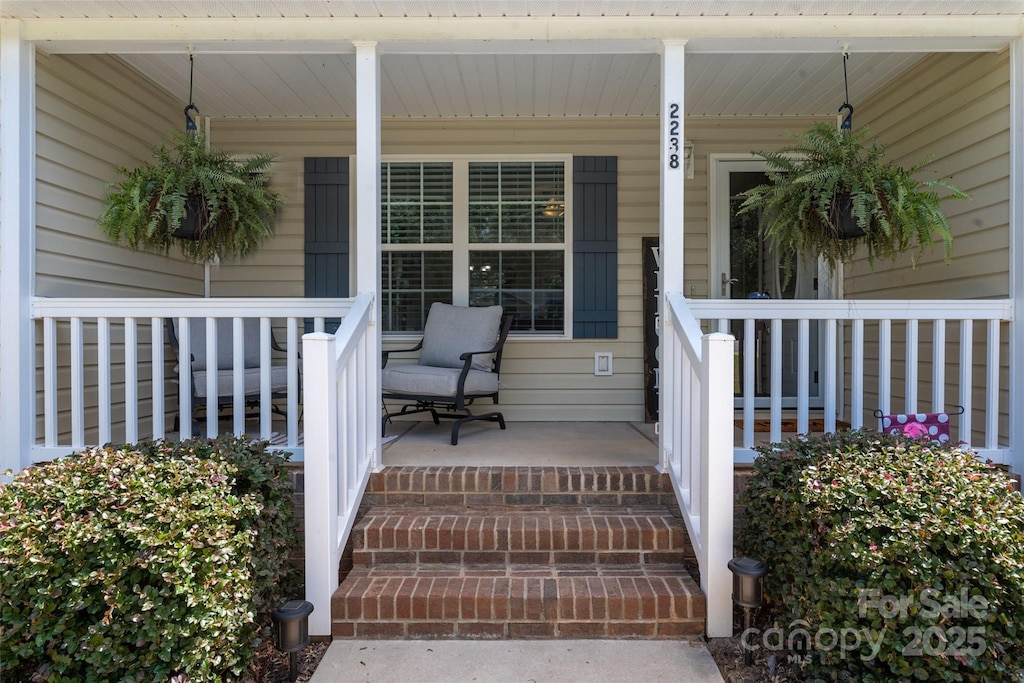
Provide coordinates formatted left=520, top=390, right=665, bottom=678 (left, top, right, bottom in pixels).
left=381, top=421, right=660, bottom=467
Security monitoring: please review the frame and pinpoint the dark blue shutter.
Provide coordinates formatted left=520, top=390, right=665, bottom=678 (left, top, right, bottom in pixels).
left=305, top=157, right=349, bottom=332
left=573, top=156, right=618, bottom=339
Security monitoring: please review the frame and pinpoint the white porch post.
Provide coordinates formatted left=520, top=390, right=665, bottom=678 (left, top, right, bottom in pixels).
left=1010, top=35, right=1024, bottom=478
left=658, top=40, right=686, bottom=474
left=354, top=40, right=383, bottom=471
left=0, top=19, right=36, bottom=475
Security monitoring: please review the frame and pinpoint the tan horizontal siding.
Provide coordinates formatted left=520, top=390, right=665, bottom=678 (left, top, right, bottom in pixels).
left=847, top=52, right=1011, bottom=446
left=215, top=116, right=822, bottom=421
left=848, top=51, right=1010, bottom=299
left=33, top=54, right=204, bottom=444
left=35, top=54, right=204, bottom=299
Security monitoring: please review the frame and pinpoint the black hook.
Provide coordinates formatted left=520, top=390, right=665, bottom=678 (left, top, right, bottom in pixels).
left=838, top=52, right=853, bottom=131
left=839, top=102, right=854, bottom=131
left=184, top=103, right=199, bottom=132
left=184, top=52, right=199, bottom=132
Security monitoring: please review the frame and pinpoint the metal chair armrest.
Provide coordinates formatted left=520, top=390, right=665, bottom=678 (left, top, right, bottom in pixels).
left=382, top=339, right=424, bottom=368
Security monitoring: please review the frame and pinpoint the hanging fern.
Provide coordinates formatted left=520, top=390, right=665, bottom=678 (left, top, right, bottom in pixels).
left=98, top=130, right=282, bottom=263
left=737, top=122, right=968, bottom=276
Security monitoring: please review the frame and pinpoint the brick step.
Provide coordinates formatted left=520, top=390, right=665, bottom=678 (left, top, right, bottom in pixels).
left=351, top=506, right=694, bottom=567
left=331, top=564, right=704, bottom=639
left=362, top=466, right=677, bottom=510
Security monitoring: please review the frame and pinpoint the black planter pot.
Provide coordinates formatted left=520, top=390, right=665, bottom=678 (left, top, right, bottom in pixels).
left=170, top=196, right=210, bottom=240
left=830, top=194, right=866, bottom=240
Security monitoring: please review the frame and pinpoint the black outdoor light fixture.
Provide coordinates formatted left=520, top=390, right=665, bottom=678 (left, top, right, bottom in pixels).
left=271, top=599, right=314, bottom=682
left=728, top=556, right=768, bottom=665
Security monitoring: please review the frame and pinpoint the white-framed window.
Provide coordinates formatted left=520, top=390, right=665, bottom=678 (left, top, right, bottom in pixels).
left=381, top=155, right=572, bottom=337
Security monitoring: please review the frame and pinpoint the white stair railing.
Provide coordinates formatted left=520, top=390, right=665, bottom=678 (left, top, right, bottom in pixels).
left=302, top=291, right=378, bottom=637
left=663, top=292, right=735, bottom=638
left=31, top=297, right=353, bottom=462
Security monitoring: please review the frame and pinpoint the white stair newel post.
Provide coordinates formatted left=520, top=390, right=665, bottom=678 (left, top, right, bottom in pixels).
left=0, top=19, right=36, bottom=475
left=303, top=332, right=339, bottom=637
left=354, top=40, right=383, bottom=471
left=701, top=332, right=735, bottom=638
left=659, top=39, right=686, bottom=473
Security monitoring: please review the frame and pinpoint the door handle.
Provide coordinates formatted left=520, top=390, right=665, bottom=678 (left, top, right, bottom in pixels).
left=721, top=272, right=738, bottom=296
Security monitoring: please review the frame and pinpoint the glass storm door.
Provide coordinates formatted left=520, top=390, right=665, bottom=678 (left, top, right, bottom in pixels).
left=714, top=159, right=822, bottom=408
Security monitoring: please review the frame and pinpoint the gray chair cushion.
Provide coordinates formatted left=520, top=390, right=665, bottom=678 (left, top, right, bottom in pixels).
left=419, top=303, right=503, bottom=371
left=382, top=364, right=499, bottom=398
left=192, top=365, right=289, bottom=399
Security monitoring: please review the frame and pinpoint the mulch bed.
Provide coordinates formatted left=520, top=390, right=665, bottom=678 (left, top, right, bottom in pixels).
left=707, top=635, right=800, bottom=683
left=248, top=638, right=330, bottom=682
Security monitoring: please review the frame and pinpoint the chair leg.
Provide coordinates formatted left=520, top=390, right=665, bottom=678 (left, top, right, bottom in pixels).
left=450, top=410, right=505, bottom=446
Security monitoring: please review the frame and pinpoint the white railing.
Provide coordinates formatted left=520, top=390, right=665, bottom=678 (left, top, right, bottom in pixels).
left=662, top=293, right=735, bottom=638
left=686, top=298, right=1014, bottom=465
left=31, top=297, right=353, bottom=462
left=302, top=291, right=379, bottom=637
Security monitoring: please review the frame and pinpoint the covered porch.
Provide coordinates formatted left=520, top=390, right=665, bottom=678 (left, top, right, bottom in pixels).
left=2, top=1, right=1023, bottom=639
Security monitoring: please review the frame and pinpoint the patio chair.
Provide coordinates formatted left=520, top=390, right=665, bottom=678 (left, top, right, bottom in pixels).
left=382, top=302, right=513, bottom=445
left=166, top=317, right=295, bottom=431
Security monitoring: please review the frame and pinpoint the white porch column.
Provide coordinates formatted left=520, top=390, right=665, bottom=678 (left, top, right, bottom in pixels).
left=658, top=40, right=686, bottom=472
left=0, top=19, right=36, bottom=475
left=1010, top=35, right=1024, bottom=478
left=354, top=40, right=383, bottom=471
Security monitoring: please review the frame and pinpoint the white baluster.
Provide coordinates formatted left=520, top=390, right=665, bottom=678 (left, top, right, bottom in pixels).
left=125, top=318, right=138, bottom=444
left=932, top=320, right=946, bottom=413
left=851, top=319, right=864, bottom=429
left=959, top=320, right=973, bottom=445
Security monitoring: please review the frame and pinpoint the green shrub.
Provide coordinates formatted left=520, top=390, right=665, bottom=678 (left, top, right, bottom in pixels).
left=738, top=430, right=1024, bottom=682
left=0, top=436, right=295, bottom=682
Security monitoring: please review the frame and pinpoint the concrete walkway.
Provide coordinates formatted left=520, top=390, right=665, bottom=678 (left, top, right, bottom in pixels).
left=308, top=640, right=725, bottom=683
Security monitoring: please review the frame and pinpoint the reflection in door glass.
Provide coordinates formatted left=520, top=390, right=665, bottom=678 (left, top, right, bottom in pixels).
left=726, top=170, right=820, bottom=402
left=728, top=171, right=799, bottom=300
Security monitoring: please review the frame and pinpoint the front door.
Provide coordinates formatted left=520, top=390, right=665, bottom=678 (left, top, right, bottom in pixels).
left=713, top=158, right=823, bottom=407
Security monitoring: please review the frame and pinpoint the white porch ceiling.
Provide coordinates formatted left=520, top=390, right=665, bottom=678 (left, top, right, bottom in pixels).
left=4, top=1, right=1023, bottom=18
left=8, top=0, right=1014, bottom=118
left=118, top=51, right=927, bottom=118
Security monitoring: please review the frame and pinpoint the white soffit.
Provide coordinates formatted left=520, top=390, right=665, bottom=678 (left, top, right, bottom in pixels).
left=4, top=1, right=1024, bottom=18
left=120, top=50, right=927, bottom=117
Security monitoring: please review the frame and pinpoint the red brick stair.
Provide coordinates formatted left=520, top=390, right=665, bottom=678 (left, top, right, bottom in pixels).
left=330, top=466, right=704, bottom=639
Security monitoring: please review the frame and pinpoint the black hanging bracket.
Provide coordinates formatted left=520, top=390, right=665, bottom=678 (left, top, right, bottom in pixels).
left=839, top=49, right=853, bottom=131
left=184, top=50, right=199, bottom=132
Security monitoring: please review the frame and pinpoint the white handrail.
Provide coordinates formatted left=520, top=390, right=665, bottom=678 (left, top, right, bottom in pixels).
left=687, top=298, right=1013, bottom=320
left=303, top=291, right=377, bottom=637
left=664, top=292, right=734, bottom=638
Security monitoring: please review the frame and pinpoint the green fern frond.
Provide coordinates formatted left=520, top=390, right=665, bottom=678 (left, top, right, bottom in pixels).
left=737, top=122, right=968, bottom=277
left=97, top=130, right=283, bottom=263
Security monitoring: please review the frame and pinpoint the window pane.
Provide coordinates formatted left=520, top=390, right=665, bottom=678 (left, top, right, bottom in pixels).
left=534, top=162, right=565, bottom=243
left=469, top=161, right=565, bottom=244
left=469, top=251, right=564, bottom=333
left=499, top=204, right=533, bottom=244
left=468, top=162, right=500, bottom=202
left=382, top=162, right=453, bottom=244
left=469, top=204, right=499, bottom=243
left=382, top=251, right=453, bottom=332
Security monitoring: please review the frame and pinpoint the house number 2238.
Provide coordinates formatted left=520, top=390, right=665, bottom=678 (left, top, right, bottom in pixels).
left=667, top=103, right=681, bottom=170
